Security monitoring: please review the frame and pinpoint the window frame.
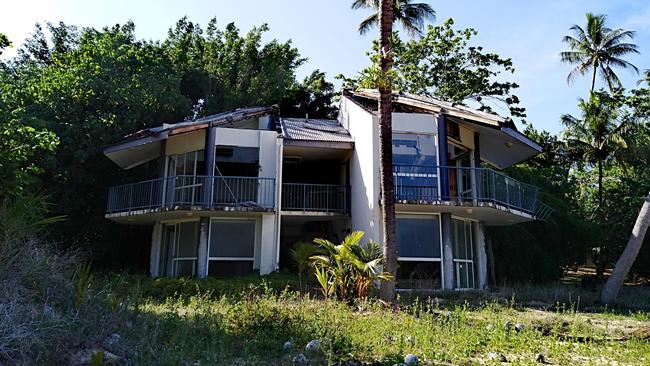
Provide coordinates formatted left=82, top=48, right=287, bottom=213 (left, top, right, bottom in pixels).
left=206, top=217, right=257, bottom=273
left=395, top=212, right=444, bottom=290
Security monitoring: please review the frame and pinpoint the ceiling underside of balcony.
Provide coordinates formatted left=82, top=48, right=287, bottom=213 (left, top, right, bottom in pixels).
left=395, top=202, right=535, bottom=226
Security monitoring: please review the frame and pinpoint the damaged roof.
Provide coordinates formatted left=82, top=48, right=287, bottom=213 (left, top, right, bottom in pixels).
left=280, top=118, right=353, bottom=143
left=348, top=89, right=511, bottom=128
left=125, top=105, right=279, bottom=140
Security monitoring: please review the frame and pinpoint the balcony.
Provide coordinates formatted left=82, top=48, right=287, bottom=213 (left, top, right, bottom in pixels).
left=393, top=165, right=552, bottom=222
left=281, top=183, right=350, bottom=214
left=106, top=175, right=276, bottom=217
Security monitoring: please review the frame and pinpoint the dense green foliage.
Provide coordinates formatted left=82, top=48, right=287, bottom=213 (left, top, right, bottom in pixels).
left=0, top=19, right=338, bottom=267
left=340, top=18, right=526, bottom=118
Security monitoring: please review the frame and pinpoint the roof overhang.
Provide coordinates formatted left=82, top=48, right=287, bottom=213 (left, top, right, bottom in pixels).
left=103, top=134, right=168, bottom=170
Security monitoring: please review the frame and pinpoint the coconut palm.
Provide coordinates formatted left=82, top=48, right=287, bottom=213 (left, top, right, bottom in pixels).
left=560, top=12, right=639, bottom=92
left=601, top=192, right=650, bottom=304
left=352, top=0, right=436, bottom=36
left=561, top=92, right=628, bottom=209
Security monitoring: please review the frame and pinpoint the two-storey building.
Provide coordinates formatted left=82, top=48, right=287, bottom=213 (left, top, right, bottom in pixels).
left=103, top=90, right=551, bottom=290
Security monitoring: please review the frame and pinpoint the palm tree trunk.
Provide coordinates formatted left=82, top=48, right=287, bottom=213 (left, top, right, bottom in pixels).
left=590, top=66, right=597, bottom=92
left=378, top=0, right=397, bottom=301
left=600, top=192, right=650, bottom=304
left=596, top=159, right=606, bottom=278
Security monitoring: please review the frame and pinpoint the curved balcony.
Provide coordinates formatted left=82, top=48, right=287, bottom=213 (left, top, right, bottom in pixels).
left=106, top=175, right=276, bottom=219
left=393, top=165, right=552, bottom=222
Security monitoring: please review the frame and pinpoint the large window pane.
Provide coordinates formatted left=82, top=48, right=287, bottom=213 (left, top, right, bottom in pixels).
left=177, top=221, right=199, bottom=257
left=396, top=261, right=442, bottom=289
left=396, top=216, right=441, bottom=258
left=209, top=220, right=255, bottom=258
left=392, top=133, right=437, bottom=166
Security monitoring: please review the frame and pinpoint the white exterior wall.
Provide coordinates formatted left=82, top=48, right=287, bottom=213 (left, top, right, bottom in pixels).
left=340, top=97, right=382, bottom=243
left=259, top=214, right=276, bottom=275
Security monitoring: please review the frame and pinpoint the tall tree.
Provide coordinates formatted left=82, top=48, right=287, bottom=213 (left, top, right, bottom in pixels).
left=561, top=92, right=628, bottom=210
left=352, top=0, right=435, bottom=36
left=600, top=192, right=650, bottom=303
left=341, top=19, right=526, bottom=119
left=560, top=13, right=639, bottom=92
left=353, top=0, right=433, bottom=300
left=561, top=92, right=630, bottom=277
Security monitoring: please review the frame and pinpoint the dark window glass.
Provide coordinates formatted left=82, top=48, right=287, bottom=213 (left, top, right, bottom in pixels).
left=396, top=261, right=442, bottom=289
left=177, top=221, right=199, bottom=257
left=208, top=261, right=254, bottom=277
left=209, top=220, right=256, bottom=258
left=396, top=216, right=441, bottom=258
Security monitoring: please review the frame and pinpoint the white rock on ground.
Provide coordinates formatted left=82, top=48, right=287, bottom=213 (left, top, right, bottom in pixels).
left=487, top=352, right=507, bottom=362
left=404, top=354, right=419, bottom=366
left=305, top=339, right=319, bottom=352
left=292, top=353, right=308, bottom=366
left=283, top=341, right=293, bottom=351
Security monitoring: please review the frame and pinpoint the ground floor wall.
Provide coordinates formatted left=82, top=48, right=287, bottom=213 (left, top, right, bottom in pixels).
left=147, top=210, right=488, bottom=291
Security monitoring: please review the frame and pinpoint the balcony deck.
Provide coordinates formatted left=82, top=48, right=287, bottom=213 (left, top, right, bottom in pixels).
left=106, top=175, right=276, bottom=222
left=281, top=183, right=349, bottom=215
left=393, top=165, right=552, bottom=223
left=106, top=176, right=351, bottom=222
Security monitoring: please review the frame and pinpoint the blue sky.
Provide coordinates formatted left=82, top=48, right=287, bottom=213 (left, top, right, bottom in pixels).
left=2, top=0, right=649, bottom=134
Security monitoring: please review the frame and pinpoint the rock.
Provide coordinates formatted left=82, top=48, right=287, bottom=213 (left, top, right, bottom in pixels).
left=305, top=339, right=319, bottom=352
left=105, top=333, right=121, bottom=348
left=404, top=354, right=419, bottom=366
left=70, top=348, right=123, bottom=366
left=405, top=335, right=415, bottom=345
left=514, top=323, right=525, bottom=333
left=504, top=320, right=513, bottom=330
left=283, top=341, right=293, bottom=351
left=487, top=352, right=507, bottom=362
left=292, top=353, right=308, bottom=366
left=535, top=353, right=546, bottom=363
left=486, top=324, right=496, bottom=331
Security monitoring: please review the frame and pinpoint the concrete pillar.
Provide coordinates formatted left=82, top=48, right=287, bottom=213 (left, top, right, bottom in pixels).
left=436, top=114, right=449, bottom=199
left=149, top=222, right=163, bottom=277
left=202, top=126, right=216, bottom=207
left=197, top=217, right=210, bottom=278
left=473, top=132, right=482, bottom=200
left=441, top=213, right=455, bottom=290
left=473, top=221, right=488, bottom=289
left=259, top=214, right=276, bottom=275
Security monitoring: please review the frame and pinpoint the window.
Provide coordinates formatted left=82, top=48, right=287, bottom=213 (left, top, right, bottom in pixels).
left=392, top=133, right=438, bottom=201
left=447, top=120, right=461, bottom=141
left=167, top=150, right=205, bottom=205
left=208, top=219, right=256, bottom=277
left=159, top=221, right=199, bottom=277
left=395, top=215, right=442, bottom=289
left=451, top=218, right=476, bottom=289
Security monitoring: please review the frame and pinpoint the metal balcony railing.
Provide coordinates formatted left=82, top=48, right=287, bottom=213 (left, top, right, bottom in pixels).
left=393, top=165, right=553, bottom=220
left=282, top=183, right=349, bottom=213
left=106, top=175, right=275, bottom=214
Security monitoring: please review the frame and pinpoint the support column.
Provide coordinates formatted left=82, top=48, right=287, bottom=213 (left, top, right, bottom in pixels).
left=260, top=215, right=276, bottom=275
left=202, top=125, right=216, bottom=207
left=196, top=217, right=210, bottom=278
left=436, top=114, right=449, bottom=199
left=441, top=213, right=455, bottom=290
left=149, top=222, right=163, bottom=277
left=473, top=132, right=482, bottom=200
left=473, top=221, right=488, bottom=289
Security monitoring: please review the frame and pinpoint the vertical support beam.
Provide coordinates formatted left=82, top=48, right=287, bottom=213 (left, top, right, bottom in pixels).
left=202, top=125, right=216, bottom=207
left=473, top=132, right=481, bottom=201
left=485, top=229, right=497, bottom=287
left=473, top=221, right=488, bottom=289
left=197, top=217, right=209, bottom=279
left=260, top=215, right=276, bottom=275
left=437, top=114, right=449, bottom=199
left=441, top=213, right=455, bottom=290
left=149, top=222, right=163, bottom=277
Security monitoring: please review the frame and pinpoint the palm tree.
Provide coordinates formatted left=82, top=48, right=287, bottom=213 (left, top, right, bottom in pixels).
left=352, top=0, right=433, bottom=301
left=561, top=92, right=628, bottom=209
left=561, top=92, right=628, bottom=278
left=560, top=13, right=639, bottom=92
left=601, top=192, right=650, bottom=304
left=352, top=0, right=436, bottom=36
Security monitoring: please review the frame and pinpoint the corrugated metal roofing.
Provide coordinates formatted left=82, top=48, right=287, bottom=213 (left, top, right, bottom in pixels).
left=125, top=105, right=278, bottom=139
left=280, top=118, right=354, bottom=143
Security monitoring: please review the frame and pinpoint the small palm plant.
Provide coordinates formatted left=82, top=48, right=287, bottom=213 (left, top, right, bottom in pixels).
left=310, top=231, right=392, bottom=300
left=290, top=242, right=324, bottom=291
